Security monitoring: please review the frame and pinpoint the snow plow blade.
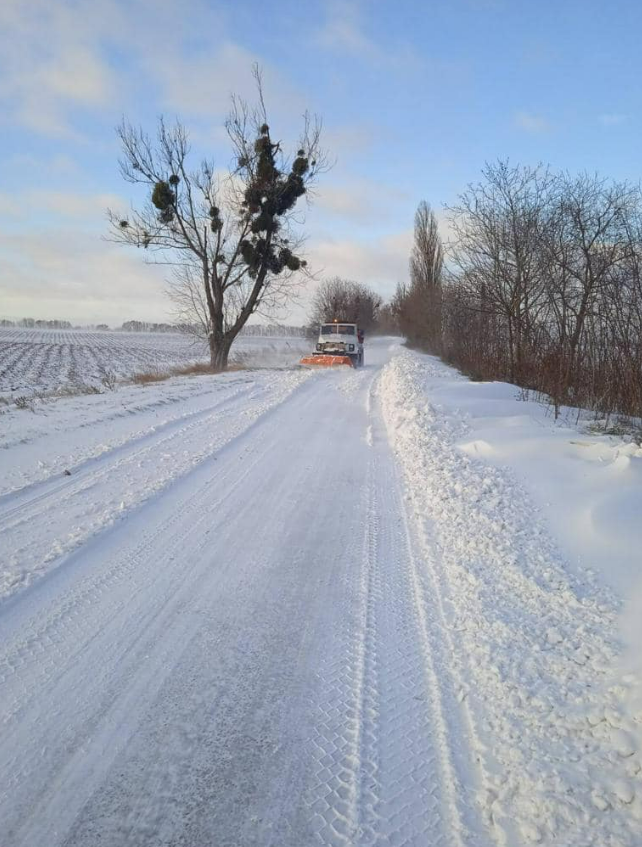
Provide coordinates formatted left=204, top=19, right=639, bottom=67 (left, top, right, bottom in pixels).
left=300, top=354, right=355, bottom=368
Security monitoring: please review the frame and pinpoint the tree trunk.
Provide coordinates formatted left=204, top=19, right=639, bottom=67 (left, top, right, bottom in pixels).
left=564, top=293, right=590, bottom=399
left=507, top=316, right=515, bottom=382
left=209, top=332, right=232, bottom=371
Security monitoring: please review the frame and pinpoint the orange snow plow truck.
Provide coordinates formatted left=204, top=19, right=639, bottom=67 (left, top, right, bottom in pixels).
left=300, top=321, right=364, bottom=368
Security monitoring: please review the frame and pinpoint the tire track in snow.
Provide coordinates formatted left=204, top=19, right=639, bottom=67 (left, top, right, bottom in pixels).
left=395, top=467, right=494, bottom=846
left=351, top=455, right=383, bottom=846
left=0, top=398, right=273, bottom=725
left=0, top=376, right=317, bottom=706
left=7, top=370, right=367, bottom=847
left=0, top=370, right=310, bottom=603
left=0, top=380, right=325, bottom=846
left=289, top=372, right=478, bottom=846
left=73, top=384, right=348, bottom=847
left=358, top=379, right=470, bottom=847
left=0, top=375, right=268, bottom=529
left=279, top=369, right=384, bottom=847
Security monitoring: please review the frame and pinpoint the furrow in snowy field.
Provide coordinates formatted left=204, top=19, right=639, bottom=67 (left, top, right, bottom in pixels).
left=0, top=329, right=310, bottom=397
left=0, top=369, right=310, bottom=603
left=379, top=350, right=642, bottom=847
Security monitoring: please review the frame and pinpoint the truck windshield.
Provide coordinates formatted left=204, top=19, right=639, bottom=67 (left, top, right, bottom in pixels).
left=320, top=325, right=356, bottom=335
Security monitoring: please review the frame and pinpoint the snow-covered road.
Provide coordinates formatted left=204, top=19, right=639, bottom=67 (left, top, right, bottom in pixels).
left=1, top=340, right=640, bottom=846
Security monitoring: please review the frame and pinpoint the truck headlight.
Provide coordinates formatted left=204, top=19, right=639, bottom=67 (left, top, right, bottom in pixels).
left=349, top=344, right=355, bottom=351
left=316, top=343, right=322, bottom=351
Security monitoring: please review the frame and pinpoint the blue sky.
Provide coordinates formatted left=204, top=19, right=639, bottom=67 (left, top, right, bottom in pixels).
left=1, top=0, right=641, bottom=325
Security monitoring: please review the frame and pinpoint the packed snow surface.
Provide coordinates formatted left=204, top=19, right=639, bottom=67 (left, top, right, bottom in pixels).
left=0, top=340, right=640, bottom=846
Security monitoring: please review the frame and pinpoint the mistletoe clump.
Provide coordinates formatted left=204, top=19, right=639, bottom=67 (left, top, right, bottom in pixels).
left=238, top=127, right=310, bottom=278
left=152, top=180, right=175, bottom=223
left=209, top=205, right=222, bottom=233
left=152, top=180, right=174, bottom=210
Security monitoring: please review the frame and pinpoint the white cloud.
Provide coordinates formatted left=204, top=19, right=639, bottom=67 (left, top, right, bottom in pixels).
left=6, top=154, right=82, bottom=179
left=0, top=190, right=127, bottom=222
left=0, top=0, right=319, bottom=150
left=150, top=43, right=263, bottom=118
left=315, top=0, right=383, bottom=61
left=0, top=228, right=171, bottom=325
left=306, top=229, right=413, bottom=298
left=31, top=191, right=125, bottom=219
left=0, top=195, right=22, bottom=217
left=514, top=111, right=550, bottom=133
left=0, top=0, right=289, bottom=139
left=315, top=0, right=422, bottom=72
left=0, top=0, right=121, bottom=137
left=46, top=48, right=112, bottom=105
left=317, top=17, right=377, bottom=59
left=145, top=40, right=307, bottom=135
left=0, top=220, right=413, bottom=326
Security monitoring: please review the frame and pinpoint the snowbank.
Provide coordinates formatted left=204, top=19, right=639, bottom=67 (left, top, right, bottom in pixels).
left=379, top=349, right=642, bottom=846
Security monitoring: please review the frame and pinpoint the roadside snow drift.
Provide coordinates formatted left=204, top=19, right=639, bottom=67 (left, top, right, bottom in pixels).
left=379, top=350, right=642, bottom=846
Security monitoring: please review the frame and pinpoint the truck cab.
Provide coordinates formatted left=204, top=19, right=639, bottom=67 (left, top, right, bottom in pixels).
left=316, top=322, right=364, bottom=366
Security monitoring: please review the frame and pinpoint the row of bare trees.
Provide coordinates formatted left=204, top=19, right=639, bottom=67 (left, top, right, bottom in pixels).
left=309, top=277, right=383, bottom=334
left=395, top=162, right=642, bottom=420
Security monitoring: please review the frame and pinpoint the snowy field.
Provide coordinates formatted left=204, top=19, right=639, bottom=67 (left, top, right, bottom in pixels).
left=0, top=339, right=641, bottom=846
left=0, top=327, right=309, bottom=398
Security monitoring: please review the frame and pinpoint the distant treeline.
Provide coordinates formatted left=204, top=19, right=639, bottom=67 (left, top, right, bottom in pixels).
left=121, top=321, right=183, bottom=333
left=1, top=318, right=74, bottom=329
left=1, top=318, right=307, bottom=336
left=121, top=321, right=307, bottom=336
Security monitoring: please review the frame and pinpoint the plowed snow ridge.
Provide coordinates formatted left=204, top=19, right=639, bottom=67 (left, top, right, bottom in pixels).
left=379, top=350, right=642, bottom=846
left=0, top=340, right=640, bottom=846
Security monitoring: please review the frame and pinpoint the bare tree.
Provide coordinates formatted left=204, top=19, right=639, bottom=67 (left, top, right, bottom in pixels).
left=447, top=162, right=552, bottom=381
left=166, top=264, right=212, bottom=341
left=310, top=277, right=382, bottom=333
left=407, top=201, right=444, bottom=352
left=375, top=301, right=399, bottom=335
left=108, top=68, right=327, bottom=370
left=541, top=172, right=637, bottom=400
